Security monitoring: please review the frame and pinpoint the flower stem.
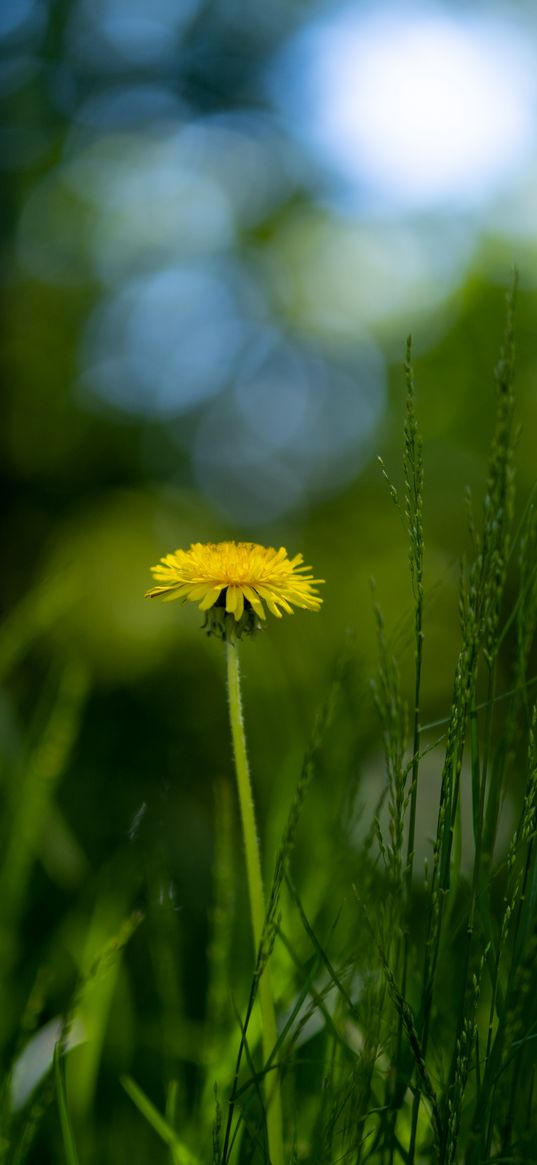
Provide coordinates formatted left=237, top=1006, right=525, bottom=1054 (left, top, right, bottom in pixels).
left=226, top=640, right=284, bottom=1165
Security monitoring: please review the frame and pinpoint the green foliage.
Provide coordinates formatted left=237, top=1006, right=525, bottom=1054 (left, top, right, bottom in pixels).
left=3, top=284, right=537, bottom=1162
left=54, top=1047, right=80, bottom=1165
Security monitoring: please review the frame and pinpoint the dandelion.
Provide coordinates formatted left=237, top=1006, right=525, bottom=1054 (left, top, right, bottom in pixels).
left=145, top=540, right=324, bottom=1165
left=146, top=540, right=324, bottom=641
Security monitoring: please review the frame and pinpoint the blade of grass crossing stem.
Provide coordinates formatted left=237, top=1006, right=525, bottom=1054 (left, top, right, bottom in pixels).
left=121, top=1075, right=201, bottom=1165
left=54, top=1046, right=81, bottom=1165
left=166, top=1081, right=182, bottom=1165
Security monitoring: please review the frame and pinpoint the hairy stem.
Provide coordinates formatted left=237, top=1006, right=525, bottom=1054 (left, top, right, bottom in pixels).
left=226, top=641, right=284, bottom=1165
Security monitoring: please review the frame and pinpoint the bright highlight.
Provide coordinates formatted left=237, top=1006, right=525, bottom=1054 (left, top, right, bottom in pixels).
left=275, top=8, right=535, bottom=211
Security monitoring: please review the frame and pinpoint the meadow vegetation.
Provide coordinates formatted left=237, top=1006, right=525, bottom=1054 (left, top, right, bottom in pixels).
left=2, top=284, right=537, bottom=1163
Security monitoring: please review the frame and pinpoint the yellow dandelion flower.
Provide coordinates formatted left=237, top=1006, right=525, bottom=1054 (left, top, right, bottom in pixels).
left=146, top=540, right=324, bottom=639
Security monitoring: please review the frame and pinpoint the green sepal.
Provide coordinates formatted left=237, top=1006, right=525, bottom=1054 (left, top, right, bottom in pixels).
left=201, top=602, right=263, bottom=643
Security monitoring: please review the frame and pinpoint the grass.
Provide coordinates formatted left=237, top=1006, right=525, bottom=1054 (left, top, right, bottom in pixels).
left=2, top=279, right=537, bottom=1162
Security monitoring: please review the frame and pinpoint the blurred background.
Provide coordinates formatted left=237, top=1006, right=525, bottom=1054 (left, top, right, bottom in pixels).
left=2, top=0, right=537, bottom=1159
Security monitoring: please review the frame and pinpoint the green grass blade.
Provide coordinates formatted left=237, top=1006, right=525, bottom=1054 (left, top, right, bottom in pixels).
left=54, top=1045, right=81, bottom=1165
left=121, top=1075, right=200, bottom=1165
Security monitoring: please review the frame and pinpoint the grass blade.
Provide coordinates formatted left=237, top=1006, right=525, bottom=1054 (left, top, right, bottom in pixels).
left=121, top=1075, right=200, bottom=1165
left=54, top=1045, right=81, bottom=1165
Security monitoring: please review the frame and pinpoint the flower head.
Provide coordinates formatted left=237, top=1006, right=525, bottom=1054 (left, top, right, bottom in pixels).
left=146, top=540, right=324, bottom=640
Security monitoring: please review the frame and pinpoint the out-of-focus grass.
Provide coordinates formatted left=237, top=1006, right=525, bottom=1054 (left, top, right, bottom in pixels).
left=2, top=286, right=537, bottom=1163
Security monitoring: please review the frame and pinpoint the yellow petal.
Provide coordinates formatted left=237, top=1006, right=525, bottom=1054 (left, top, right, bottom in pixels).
left=198, top=587, right=222, bottom=611
left=226, top=585, right=239, bottom=614
left=266, top=598, right=283, bottom=617
left=146, top=584, right=184, bottom=600
left=241, top=585, right=266, bottom=619
left=188, top=583, right=215, bottom=600
left=274, top=595, right=294, bottom=614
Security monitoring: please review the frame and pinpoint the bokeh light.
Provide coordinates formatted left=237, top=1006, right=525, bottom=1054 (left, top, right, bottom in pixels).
left=192, top=330, right=385, bottom=523
left=271, top=4, right=537, bottom=214
left=0, top=0, right=46, bottom=42
left=265, top=211, right=476, bottom=336
left=67, top=0, right=201, bottom=68
left=77, top=261, right=260, bottom=418
left=6, top=0, right=537, bottom=545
